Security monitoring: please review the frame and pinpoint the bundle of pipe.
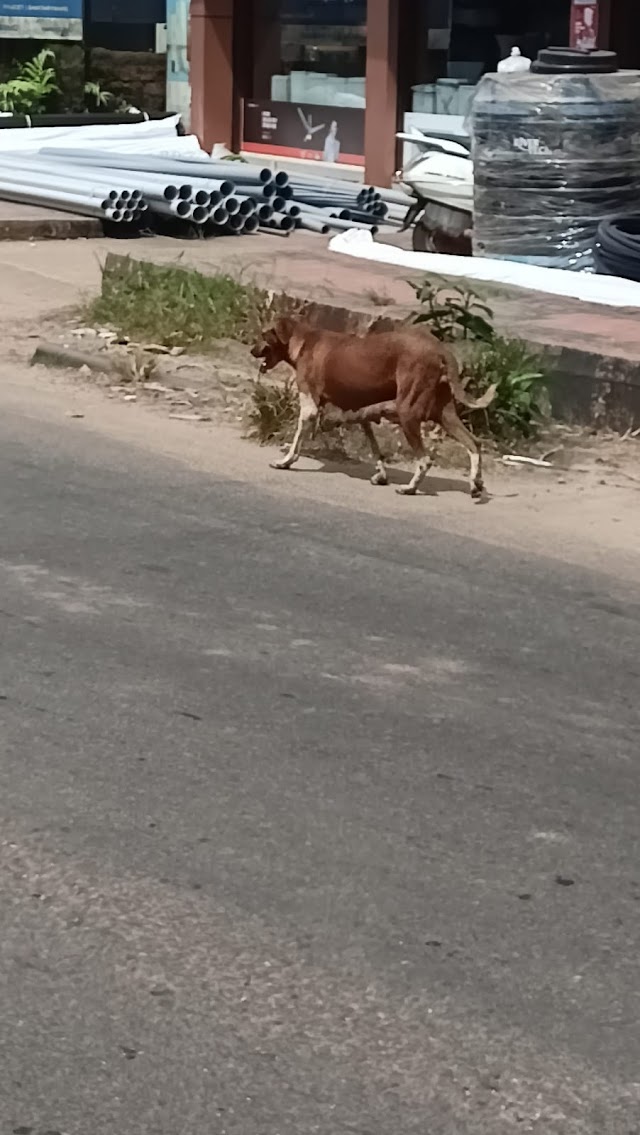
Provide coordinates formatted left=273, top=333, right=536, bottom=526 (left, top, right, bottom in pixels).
left=34, top=148, right=388, bottom=235
left=32, top=149, right=273, bottom=233
left=0, top=145, right=410, bottom=236
left=0, top=152, right=245, bottom=230
left=0, top=155, right=147, bottom=223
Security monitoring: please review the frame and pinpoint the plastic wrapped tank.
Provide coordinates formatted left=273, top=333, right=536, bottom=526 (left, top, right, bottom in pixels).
left=470, top=69, right=640, bottom=270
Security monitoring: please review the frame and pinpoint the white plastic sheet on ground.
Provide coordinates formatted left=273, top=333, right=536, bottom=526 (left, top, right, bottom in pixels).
left=0, top=113, right=206, bottom=160
left=328, top=228, right=640, bottom=310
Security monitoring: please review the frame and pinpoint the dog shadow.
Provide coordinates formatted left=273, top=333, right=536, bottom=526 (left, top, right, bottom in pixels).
left=284, top=452, right=479, bottom=498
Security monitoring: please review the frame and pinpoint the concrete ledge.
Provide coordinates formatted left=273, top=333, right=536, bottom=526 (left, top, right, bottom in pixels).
left=0, top=202, right=102, bottom=242
left=543, top=345, right=640, bottom=432
left=32, top=341, right=132, bottom=379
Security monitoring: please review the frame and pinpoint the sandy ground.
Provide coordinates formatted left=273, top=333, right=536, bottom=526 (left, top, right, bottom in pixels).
left=2, top=329, right=639, bottom=586
left=0, top=244, right=634, bottom=589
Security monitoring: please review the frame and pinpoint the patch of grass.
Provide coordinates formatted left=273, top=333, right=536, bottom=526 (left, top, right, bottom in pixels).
left=246, top=374, right=298, bottom=444
left=89, top=256, right=261, bottom=348
left=89, top=255, right=301, bottom=350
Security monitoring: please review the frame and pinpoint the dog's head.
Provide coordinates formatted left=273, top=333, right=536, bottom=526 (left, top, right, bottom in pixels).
left=251, top=317, right=301, bottom=374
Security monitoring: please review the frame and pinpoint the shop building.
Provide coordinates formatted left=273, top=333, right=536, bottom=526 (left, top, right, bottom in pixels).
left=189, top=0, right=638, bottom=186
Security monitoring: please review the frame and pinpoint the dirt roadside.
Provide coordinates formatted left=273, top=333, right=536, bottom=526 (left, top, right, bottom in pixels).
left=2, top=310, right=639, bottom=586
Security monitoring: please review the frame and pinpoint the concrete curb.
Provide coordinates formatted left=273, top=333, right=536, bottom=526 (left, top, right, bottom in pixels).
left=31, top=342, right=133, bottom=380
left=0, top=215, right=102, bottom=241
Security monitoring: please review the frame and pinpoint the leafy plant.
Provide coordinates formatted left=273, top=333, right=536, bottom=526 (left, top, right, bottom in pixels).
left=0, top=49, right=58, bottom=114
left=84, top=80, right=131, bottom=113
left=407, top=276, right=495, bottom=342
left=463, top=337, right=550, bottom=440
left=84, top=80, right=113, bottom=108
left=407, top=275, right=549, bottom=440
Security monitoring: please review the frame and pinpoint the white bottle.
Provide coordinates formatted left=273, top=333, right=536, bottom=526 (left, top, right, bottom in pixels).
left=497, top=46, right=532, bottom=73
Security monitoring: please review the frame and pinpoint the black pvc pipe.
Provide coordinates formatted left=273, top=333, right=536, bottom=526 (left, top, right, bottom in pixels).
left=0, top=112, right=176, bottom=131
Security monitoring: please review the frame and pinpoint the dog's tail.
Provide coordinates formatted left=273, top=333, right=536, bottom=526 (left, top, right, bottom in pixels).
left=444, top=347, right=497, bottom=410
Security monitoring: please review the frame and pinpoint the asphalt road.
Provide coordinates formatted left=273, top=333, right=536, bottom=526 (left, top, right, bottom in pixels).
left=1, top=403, right=639, bottom=1135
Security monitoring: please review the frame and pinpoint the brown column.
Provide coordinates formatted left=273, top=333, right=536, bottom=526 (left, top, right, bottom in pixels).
left=232, top=0, right=254, bottom=148
left=607, top=0, right=640, bottom=66
left=364, top=0, right=400, bottom=187
left=252, top=0, right=280, bottom=101
left=598, top=0, right=612, bottom=46
left=190, top=0, right=235, bottom=153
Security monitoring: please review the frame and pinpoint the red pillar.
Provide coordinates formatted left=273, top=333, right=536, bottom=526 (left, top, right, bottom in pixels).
left=190, top=0, right=235, bottom=153
left=364, top=0, right=400, bottom=187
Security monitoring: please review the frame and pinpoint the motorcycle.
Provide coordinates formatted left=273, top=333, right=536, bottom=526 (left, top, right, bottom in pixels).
left=394, top=128, right=473, bottom=256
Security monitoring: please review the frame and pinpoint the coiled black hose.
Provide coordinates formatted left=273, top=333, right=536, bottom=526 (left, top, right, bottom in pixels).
left=595, top=216, right=640, bottom=280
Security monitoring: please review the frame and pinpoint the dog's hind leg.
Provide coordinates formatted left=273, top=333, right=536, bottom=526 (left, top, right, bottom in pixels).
left=361, top=422, right=389, bottom=486
left=440, top=400, right=485, bottom=499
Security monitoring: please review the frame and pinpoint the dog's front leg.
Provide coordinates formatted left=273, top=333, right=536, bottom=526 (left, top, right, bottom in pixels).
left=271, top=391, right=318, bottom=470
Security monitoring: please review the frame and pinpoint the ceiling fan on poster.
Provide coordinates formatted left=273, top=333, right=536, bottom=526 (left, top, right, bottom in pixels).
left=296, top=106, right=326, bottom=142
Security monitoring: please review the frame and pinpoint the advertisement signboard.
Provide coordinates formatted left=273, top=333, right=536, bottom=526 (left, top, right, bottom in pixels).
left=0, top=0, right=82, bottom=39
left=243, top=99, right=364, bottom=166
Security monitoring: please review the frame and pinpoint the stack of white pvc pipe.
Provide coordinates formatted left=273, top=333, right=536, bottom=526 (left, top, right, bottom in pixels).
left=30, top=149, right=405, bottom=236
left=34, top=149, right=266, bottom=233
left=0, top=141, right=415, bottom=237
left=0, top=155, right=147, bottom=223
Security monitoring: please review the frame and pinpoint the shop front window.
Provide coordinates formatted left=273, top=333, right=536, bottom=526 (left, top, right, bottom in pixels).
left=253, top=0, right=367, bottom=108
left=411, top=0, right=572, bottom=120
left=244, top=0, right=367, bottom=166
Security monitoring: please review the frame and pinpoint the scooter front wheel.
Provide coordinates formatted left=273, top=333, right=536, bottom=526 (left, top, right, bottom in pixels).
left=412, top=219, right=472, bottom=257
left=412, top=221, right=435, bottom=253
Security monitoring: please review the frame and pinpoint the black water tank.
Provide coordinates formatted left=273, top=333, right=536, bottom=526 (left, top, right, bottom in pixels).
left=532, top=47, right=618, bottom=75
left=470, top=56, right=640, bottom=270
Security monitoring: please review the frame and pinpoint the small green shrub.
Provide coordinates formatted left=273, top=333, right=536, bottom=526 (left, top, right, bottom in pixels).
left=247, top=374, right=298, bottom=444
left=0, top=49, right=58, bottom=114
left=407, top=275, right=549, bottom=441
left=83, top=80, right=130, bottom=112
left=464, top=337, right=550, bottom=440
left=407, top=276, right=495, bottom=342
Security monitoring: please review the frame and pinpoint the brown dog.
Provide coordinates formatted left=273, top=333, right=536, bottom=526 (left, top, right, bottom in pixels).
left=251, top=317, right=496, bottom=499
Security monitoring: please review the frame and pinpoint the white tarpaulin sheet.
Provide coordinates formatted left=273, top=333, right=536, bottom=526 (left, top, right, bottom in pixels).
left=0, top=114, right=204, bottom=158
left=328, top=228, right=640, bottom=310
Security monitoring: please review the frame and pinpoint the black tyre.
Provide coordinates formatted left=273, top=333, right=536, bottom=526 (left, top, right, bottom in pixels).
left=412, top=222, right=433, bottom=253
